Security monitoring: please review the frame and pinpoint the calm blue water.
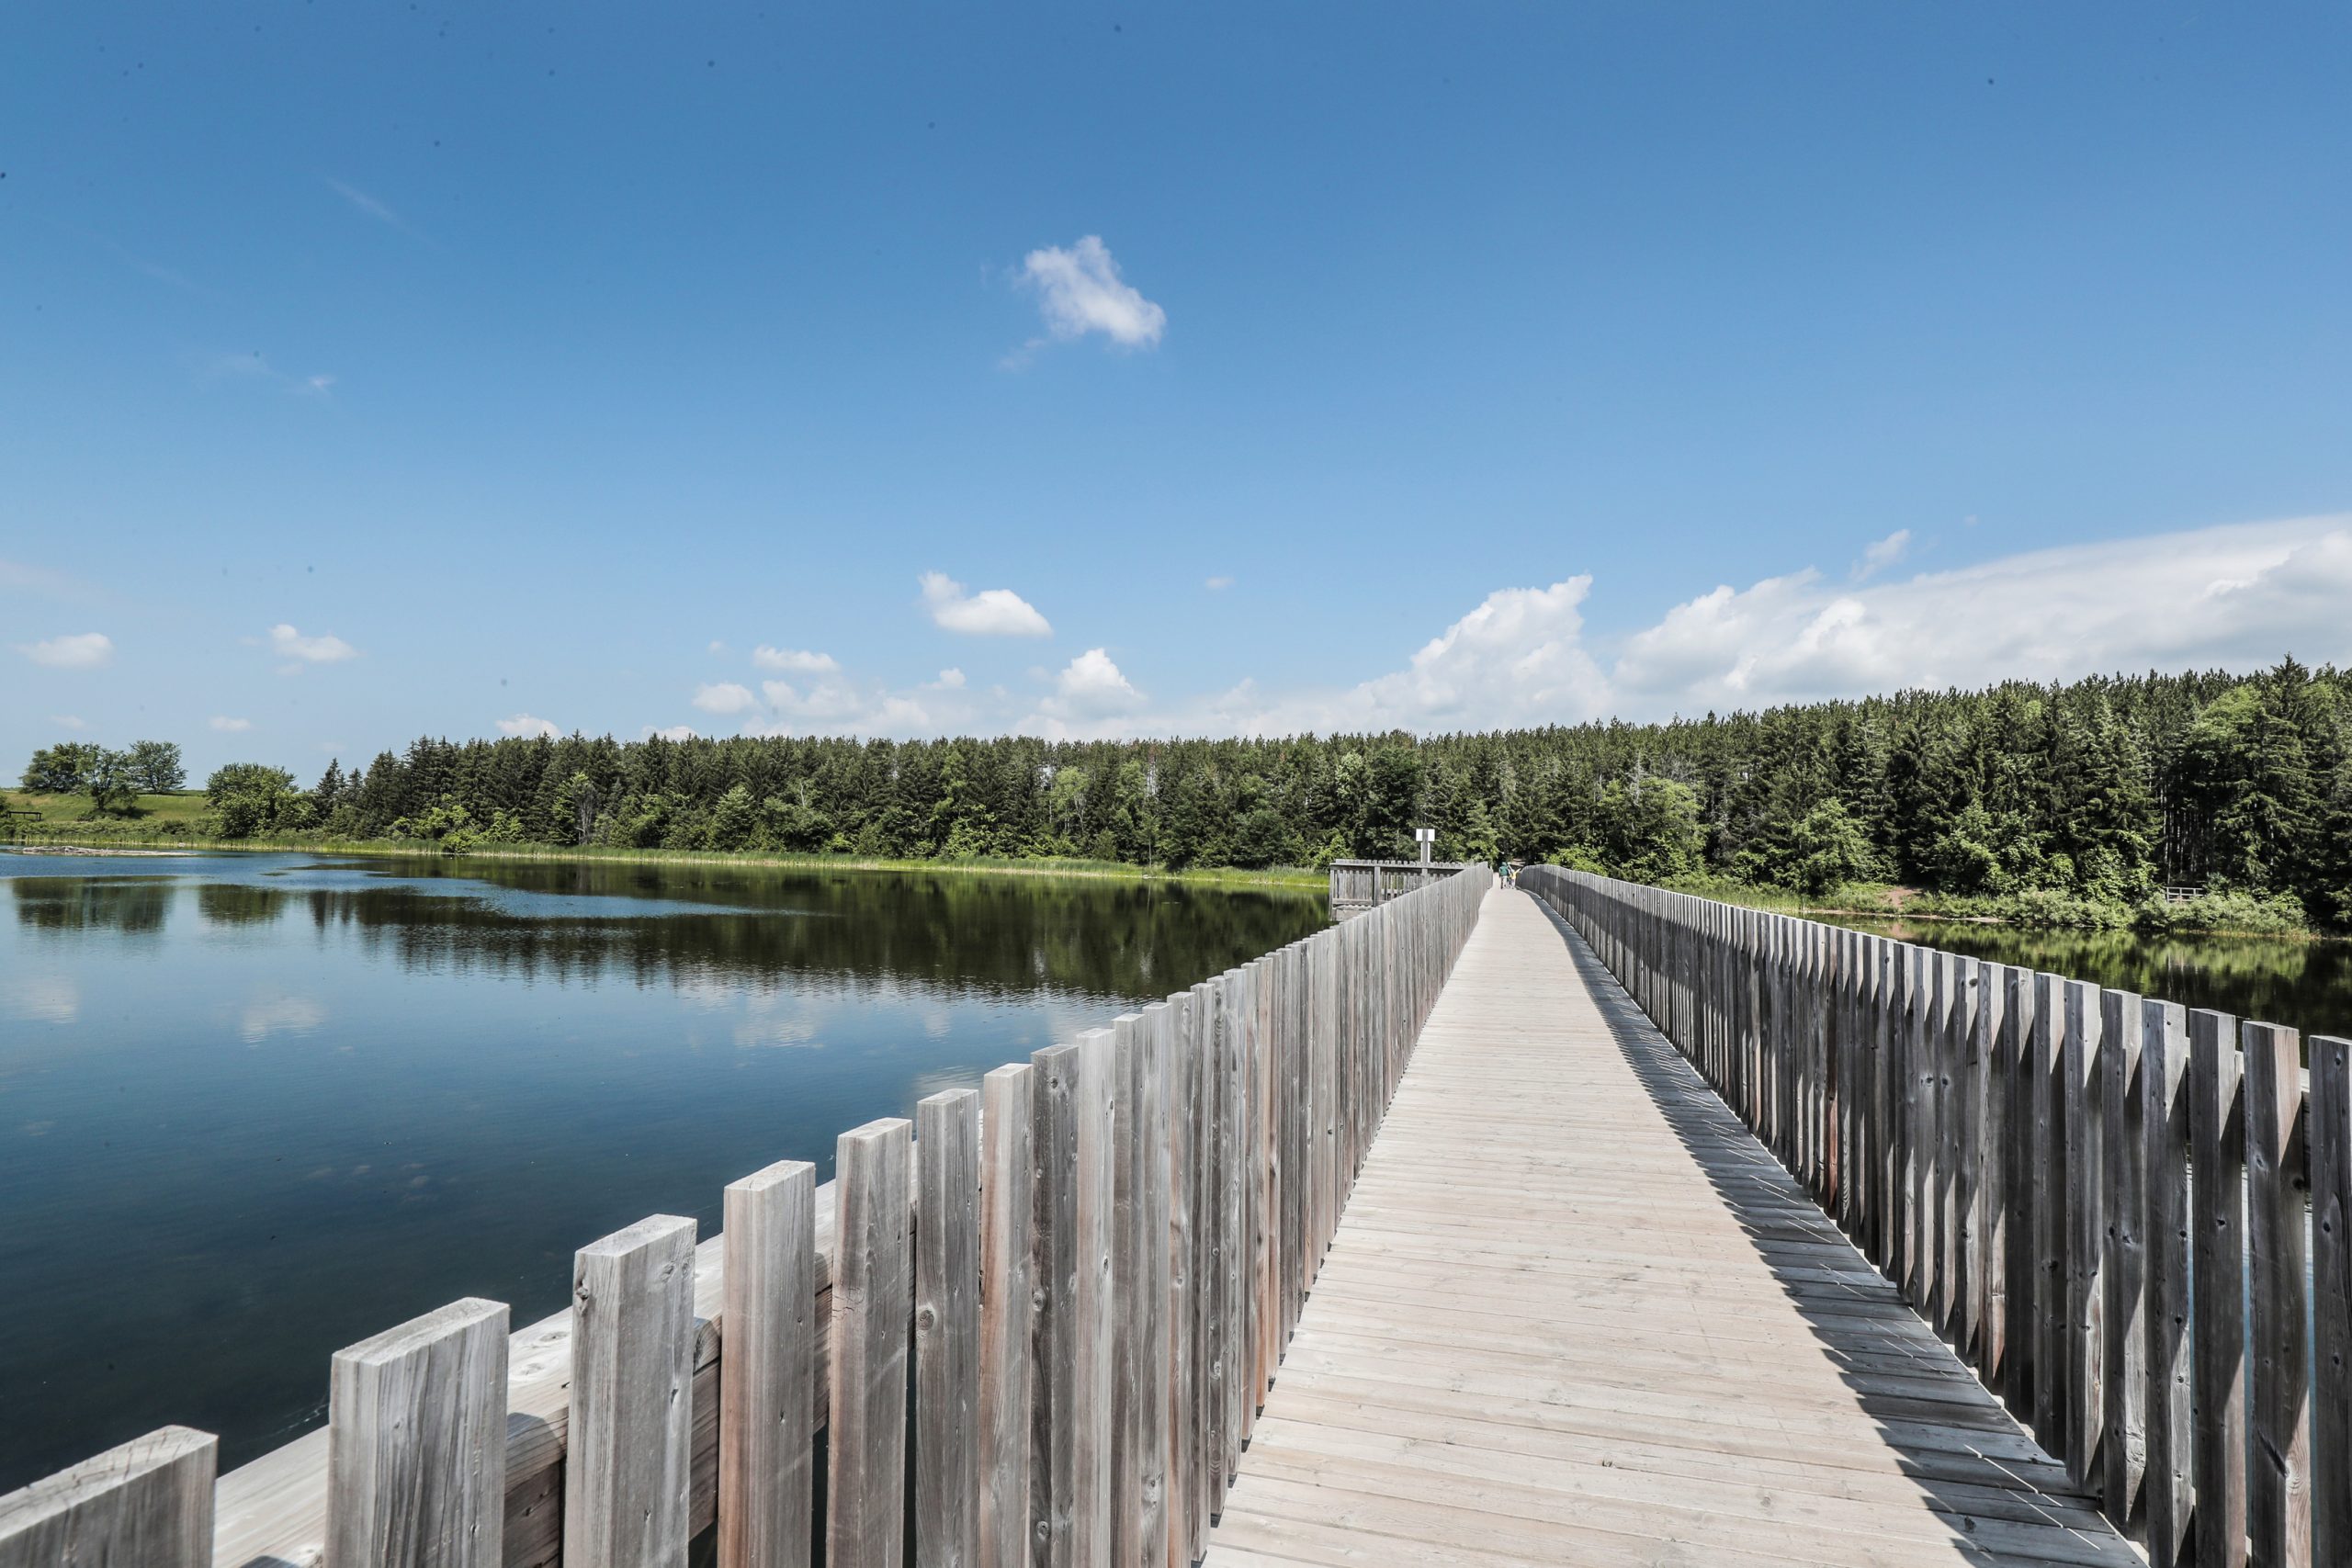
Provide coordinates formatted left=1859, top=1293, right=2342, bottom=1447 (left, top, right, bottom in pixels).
left=0, top=851, right=1327, bottom=1489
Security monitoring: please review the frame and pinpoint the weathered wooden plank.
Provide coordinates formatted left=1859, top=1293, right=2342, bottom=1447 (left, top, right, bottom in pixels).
left=978, top=1065, right=1034, bottom=1568
left=1109, top=1013, right=1147, bottom=1568
left=2034, top=971, right=2068, bottom=1458
left=720, top=1161, right=814, bottom=1568
left=2311, top=1032, right=2352, bottom=1568
left=2063, top=978, right=2105, bottom=1490
left=1071, top=1029, right=1117, bottom=1563
left=2141, top=1002, right=2191, bottom=1568
left=327, top=1297, right=509, bottom=1568
left=2002, top=967, right=2037, bottom=1420
left=566, top=1213, right=698, bottom=1568
left=0, top=1427, right=216, bottom=1568
left=1220, top=965, right=1250, bottom=1494
left=2099, top=987, right=2146, bottom=1532
left=2188, top=1008, right=2248, bottom=1568
left=918, top=1089, right=981, bottom=1568
left=1126, top=1007, right=1173, bottom=1568
left=831, top=1118, right=913, bottom=1568
left=1166, top=990, right=1203, bottom=1568
left=1974, top=960, right=2006, bottom=1388
left=2243, top=1021, right=2310, bottom=1568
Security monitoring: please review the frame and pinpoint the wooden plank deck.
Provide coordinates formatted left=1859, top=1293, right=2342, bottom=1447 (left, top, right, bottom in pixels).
left=1205, top=887, right=2143, bottom=1568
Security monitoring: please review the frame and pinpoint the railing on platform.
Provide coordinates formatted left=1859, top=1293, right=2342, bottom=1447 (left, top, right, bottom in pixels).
left=0, top=868, right=1492, bottom=1568
left=1520, top=863, right=2340, bottom=1568
left=1327, top=858, right=1467, bottom=918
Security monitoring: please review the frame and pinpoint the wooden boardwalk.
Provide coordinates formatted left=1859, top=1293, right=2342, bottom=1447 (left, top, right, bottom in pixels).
left=1206, top=887, right=2142, bottom=1568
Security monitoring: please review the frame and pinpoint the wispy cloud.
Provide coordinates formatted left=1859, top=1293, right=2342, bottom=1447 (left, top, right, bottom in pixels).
left=210, top=352, right=338, bottom=400
left=268, top=624, right=358, bottom=666
left=496, top=713, right=560, bottom=739
left=50, top=715, right=88, bottom=731
left=643, top=724, right=697, bottom=741
left=1204, top=576, right=1234, bottom=591
left=1851, top=528, right=1911, bottom=582
left=752, top=646, right=840, bottom=674
left=920, top=571, right=1053, bottom=637
left=691, top=682, right=758, bottom=716
left=328, top=179, right=404, bottom=230
left=16, top=632, right=114, bottom=670
left=1011, top=235, right=1166, bottom=361
left=0, top=558, right=80, bottom=598
left=209, top=716, right=253, bottom=733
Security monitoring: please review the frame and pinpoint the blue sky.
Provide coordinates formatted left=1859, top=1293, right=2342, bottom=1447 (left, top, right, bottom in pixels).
left=6, top=4, right=2349, bottom=778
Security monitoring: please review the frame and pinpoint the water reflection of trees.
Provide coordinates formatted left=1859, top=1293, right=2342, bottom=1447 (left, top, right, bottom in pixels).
left=198, top=884, right=293, bottom=927
left=297, top=865, right=1329, bottom=1003
left=1836, top=917, right=2352, bottom=1042
left=8, top=877, right=174, bottom=934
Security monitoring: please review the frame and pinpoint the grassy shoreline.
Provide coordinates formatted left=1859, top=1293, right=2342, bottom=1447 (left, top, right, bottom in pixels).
left=4, top=800, right=1328, bottom=892
left=1668, top=876, right=2329, bottom=942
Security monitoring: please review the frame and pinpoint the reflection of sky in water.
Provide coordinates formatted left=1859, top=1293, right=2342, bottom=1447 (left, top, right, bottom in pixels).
left=0, top=850, right=1326, bottom=1490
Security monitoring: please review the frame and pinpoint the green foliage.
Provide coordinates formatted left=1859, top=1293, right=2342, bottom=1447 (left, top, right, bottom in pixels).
left=125, top=739, right=186, bottom=795
left=82, top=748, right=138, bottom=815
left=23, top=741, right=96, bottom=794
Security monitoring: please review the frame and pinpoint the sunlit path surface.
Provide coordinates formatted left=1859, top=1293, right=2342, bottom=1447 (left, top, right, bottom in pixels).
left=1206, top=887, right=2139, bottom=1568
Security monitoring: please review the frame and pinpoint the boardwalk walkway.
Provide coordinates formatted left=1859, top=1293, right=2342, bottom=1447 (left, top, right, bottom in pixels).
left=1206, top=887, right=2141, bottom=1568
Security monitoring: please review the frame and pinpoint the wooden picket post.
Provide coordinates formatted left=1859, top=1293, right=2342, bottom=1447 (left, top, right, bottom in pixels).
left=327, top=1297, right=509, bottom=1568
left=978, top=1064, right=1035, bottom=1568
left=566, top=1214, right=698, bottom=1568
left=831, top=1119, right=913, bottom=1568
left=0, top=1427, right=216, bottom=1568
left=722, top=1161, right=815, bottom=1568
left=917, top=1089, right=981, bottom=1568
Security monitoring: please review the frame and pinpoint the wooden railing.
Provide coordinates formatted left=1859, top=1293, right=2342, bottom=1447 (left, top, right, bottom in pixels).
left=0, top=866, right=1492, bottom=1568
left=1521, top=864, right=2342, bottom=1568
left=1327, top=858, right=1466, bottom=917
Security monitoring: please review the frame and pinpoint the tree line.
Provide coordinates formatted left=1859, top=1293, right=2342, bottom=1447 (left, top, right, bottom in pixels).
left=17, top=659, right=2352, bottom=923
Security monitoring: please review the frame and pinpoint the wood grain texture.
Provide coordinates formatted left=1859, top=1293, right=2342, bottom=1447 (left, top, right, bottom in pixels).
left=1108, top=1014, right=1146, bottom=1568
left=0, top=1427, right=216, bottom=1568
left=565, top=1213, right=698, bottom=1568
left=2140, top=1002, right=2191, bottom=1568
left=978, top=1065, right=1035, bottom=1568
left=2034, top=971, right=2069, bottom=1460
left=719, top=1160, right=815, bottom=1568
left=2098, top=987, right=2146, bottom=1532
left=830, top=1119, right=913, bottom=1568
left=327, top=1296, right=508, bottom=1568
left=918, top=1089, right=981, bottom=1568
left=2310, top=1033, right=2352, bottom=1568
left=1070, top=1029, right=1116, bottom=1567
left=2063, top=979, right=2106, bottom=1492
left=2188, top=1009, right=2248, bottom=1568
left=2243, top=1021, right=2311, bottom=1568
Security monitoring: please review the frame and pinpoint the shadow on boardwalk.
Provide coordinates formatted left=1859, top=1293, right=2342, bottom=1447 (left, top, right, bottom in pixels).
left=1527, top=895, right=2136, bottom=1566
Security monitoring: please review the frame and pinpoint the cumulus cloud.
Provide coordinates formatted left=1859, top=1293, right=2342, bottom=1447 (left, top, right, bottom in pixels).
left=691, top=682, right=758, bottom=716
left=1851, top=529, right=1911, bottom=581
left=752, top=646, right=840, bottom=674
left=643, top=724, right=697, bottom=741
left=269, top=624, right=357, bottom=663
left=1204, top=576, right=1234, bottom=591
left=17, top=632, right=113, bottom=669
left=1017, top=236, right=1166, bottom=350
left=1056, top=649, right=1142, bottom=712
left=496, top=713, right=560, bottom=739
left=920, top=572, right=1053, bottom=637
left=209, top=716, right=254, bottom=733
left=928, top=668, right=967, bottom=690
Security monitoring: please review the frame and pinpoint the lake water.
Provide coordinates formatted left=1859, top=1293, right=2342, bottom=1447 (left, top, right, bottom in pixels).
left=1816, top=914, right=2352, bottom=1045
left=0, top=851, right=1328, bottom=1492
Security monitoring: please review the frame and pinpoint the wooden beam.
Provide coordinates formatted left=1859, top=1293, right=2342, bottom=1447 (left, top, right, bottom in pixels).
left=326, top=1297, right=509, bottom=1568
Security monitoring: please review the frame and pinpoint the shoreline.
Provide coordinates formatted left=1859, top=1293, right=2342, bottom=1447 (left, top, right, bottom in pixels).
left=3, top=834, right=1329, bottom=892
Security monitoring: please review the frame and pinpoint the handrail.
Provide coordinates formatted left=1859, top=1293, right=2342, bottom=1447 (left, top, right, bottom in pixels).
left=1, top=867, right=1494, bottom=1568
left=1519, top=863, right=2344, bottom=1568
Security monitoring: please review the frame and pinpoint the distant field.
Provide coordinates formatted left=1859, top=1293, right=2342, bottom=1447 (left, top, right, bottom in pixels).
left=6, top=791, right=210, bottom=840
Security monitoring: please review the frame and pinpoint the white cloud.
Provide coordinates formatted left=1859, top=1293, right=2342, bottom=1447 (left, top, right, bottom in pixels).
left=1056, top=649, right=1142, bottom=711
left=51, top=715, right=88, bottom=730
left=17, top=632, right=113, bottom=669
left=328, top=179, right=401, bottom=226
left=643, top=725, right=697, bottom=741
left=692, top=682, right=758, bottom=716
left=1204, top=576, right=1234, bottom=591
left=1851, top=529, right=1911, bottom=581
left=268, top=624, right=357, bottom=663
left=920, top=571, right=1053, bottom=637
left=496, top=713, right=560, bottom=739
left=239, top=993, right=326, bottom=1043
left=209, top=716, right=254, bottom=733
left=1017, top=235, right=1166, bottom=350
left=752, top=645, right=841, bottom=674
left=928, top=668, right=967, bottom=690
